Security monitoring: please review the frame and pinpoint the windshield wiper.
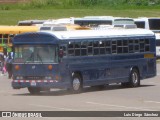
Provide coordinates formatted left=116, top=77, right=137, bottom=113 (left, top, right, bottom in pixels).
left=24, top=53, right=34, bottom=64
left=37, top=53, right=43, bottom=64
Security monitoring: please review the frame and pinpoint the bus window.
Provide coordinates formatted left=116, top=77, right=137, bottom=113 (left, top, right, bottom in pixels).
left=88, top=41, right=93, bottom=56
left=135, top=21, right=145, bottom=28
left=81, top=41, right=87, bottom=56
left=149, top=19, right=160, bottom=30
left=68, top=41, right=75, bottom=56
left=105, top=41, right=111, bottom=54
left=145, top=39, right=150, bottom=52
left=140, top=39, right=145, bottom=52
left=93, top=41, right=99, bottom=55
left=60, top=45, right=67, bottom=56
left=112, top=40, right=117, bottom=54
left=117, top=40, right=123, bottom=54
left=75, top=42, right=81, bottom=56
left=99, top=40, right=105, bottom=55
left=134, top=39, right=140, bottom=53
left=123, top=40, right=128, bottom=53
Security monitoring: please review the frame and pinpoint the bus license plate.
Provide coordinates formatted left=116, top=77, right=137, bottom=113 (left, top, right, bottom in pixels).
left=31, top=81, right=36, bottom=86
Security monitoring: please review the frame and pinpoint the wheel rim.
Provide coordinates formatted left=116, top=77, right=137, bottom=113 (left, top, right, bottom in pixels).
left=73, top=78, right=80, bottom=91
left=132, top=72, right=138, bottom=84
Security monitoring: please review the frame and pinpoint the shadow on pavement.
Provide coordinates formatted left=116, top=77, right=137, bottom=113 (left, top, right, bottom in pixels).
left=13, top=84, right=155, bottom=96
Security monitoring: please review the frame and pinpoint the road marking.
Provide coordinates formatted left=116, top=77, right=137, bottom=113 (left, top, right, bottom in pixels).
left=29, top=104, right=75, bottom=111
left=86, top=102, right=157, bottom=111
left=144, top=100, right=160, bottom=104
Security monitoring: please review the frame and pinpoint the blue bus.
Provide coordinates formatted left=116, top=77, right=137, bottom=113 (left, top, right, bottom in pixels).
left=12, top=29, right=156, bottom=94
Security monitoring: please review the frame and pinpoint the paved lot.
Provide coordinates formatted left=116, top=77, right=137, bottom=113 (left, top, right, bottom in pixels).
left=0, top=63, right=160, bottom=120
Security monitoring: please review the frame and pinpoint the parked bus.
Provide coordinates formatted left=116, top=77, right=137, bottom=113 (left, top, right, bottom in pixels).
left=134, top=17, right=160, bottom=58
left=40, top=24, right=91, bottom=31
left=12, top=29, right=156, bottom=94
left=0, top=26, right=39, bottom=53
left=73, top=16, right=134, bottom=28
left=18, top=20, right=46, bottom=26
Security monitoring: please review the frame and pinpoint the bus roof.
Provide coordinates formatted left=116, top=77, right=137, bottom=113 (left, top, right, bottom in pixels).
left=14, top=29, right=155, bottom=44
left=0, top=26, right=39, bottom=34
left=43, top=29, right=155, bottom=40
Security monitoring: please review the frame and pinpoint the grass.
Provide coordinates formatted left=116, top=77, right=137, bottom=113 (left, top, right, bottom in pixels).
left=1, top=9, right=160, bottom=25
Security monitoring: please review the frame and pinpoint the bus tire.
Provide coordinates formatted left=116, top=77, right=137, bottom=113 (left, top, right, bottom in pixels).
left=70, top=74, right=82, bottom=94
left=28, top=87, right=41, bottom=95
left=129, top=68, right=140, bottom=87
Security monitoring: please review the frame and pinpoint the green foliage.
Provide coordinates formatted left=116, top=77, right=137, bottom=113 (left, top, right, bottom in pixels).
left=0, top=6, right=10, bottom=10
left=1, top=0, right=160, bottom=10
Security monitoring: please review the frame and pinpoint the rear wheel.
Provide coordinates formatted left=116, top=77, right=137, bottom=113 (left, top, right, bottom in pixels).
left=28, top=87, right=41, bottom=95
left=129, top=69, right=140, bottom=87
left=69, top=74, right=82, bottom=93
left=121, top=68, right=140, bottom=88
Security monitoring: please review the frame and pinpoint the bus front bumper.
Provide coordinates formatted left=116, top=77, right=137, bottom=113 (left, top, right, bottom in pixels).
left=12, top=80, right=70, bottom=89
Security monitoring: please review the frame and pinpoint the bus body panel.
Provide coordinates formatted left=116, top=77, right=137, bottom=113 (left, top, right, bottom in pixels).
left=12, top=30, right=156, bottom=91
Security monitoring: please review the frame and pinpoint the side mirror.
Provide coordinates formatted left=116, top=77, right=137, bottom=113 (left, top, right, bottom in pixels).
left=59, top=49, right=64, bottom=58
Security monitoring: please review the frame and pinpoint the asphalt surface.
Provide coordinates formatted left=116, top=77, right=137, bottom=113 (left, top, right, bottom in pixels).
left=0, top=63, right=160, bottom=120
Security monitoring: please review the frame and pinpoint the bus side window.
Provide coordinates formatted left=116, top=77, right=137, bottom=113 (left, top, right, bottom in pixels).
left=99, top=40, right=105, bottom=55
left=81, top=41, right=87, bottom=56
left=106, top=40, right=111, bottom=54
left=129, top=39, right=134, bottom=53
left=117, top=40, right=123, bottom=54
left=60, top=45, right=67, bottom=56
left=112, top=40, right=117, bottom=54
left=68, top=41, right=75, bottom=56
left=134, top=39, right=140, bottom=53
left=88, top=41, right=93, bottom=56
left=145, top=39, right=150, bottom=52
left=93, top=40, right=99, bottom=55
left=75, top=42, right=81, bottom=56
left=140, top=39, right=145, bottom=52
left=123, top=40, right=128, bottom=53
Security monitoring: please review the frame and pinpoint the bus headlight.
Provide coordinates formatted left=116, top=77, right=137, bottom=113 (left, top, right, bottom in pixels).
left=16, top=76, right=23, bottom=80
left=48, top=65, right=53, bottom=70
left=45, top=76, right=52, bottom=80
left=15, top=65, right=20, bottom=71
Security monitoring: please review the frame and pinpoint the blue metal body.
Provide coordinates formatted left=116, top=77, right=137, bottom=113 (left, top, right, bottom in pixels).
left=12, top=32, right=157, bottom=89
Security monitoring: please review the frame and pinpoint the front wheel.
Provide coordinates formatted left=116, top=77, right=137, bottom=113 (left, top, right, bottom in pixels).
left=129, top=69, right=140, bottom=87
left=69, top=74, right=83, bottom=93
left=28, top=87, right=41, bottom=95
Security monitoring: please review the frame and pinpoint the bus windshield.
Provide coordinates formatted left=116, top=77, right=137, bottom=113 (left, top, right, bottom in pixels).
left=14, top=45, right=58, bottom=63
left=149, top=19, right=160, bottom=30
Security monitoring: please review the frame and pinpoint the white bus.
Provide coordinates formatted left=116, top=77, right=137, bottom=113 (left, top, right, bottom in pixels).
left=134, top=17, right=160, bottom=58
left=73, top=16, right=135, bottom=28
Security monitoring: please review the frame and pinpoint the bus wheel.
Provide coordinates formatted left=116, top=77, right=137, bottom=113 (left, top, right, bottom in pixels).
left=28, top=87, right=41, bottom=95
left=70, top=74, right=82, bottom=93
left=129, top=69, right=140, bottom=87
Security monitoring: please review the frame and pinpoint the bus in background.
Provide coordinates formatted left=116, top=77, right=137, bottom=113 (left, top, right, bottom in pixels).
left=18, top=20, right=46, bottom=26
left=40, top=18, right=91, bottom=31
left=12, top=29, right=156, bottom=94
left=73, top=16, right=114, bottom=27
left=40, top=24, right=91, bottom=31
left=73, top=16, right=135, bottom=28
left=0, top=26, right=39, bottom=53
left=134, top=17, right=160, bottom=58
